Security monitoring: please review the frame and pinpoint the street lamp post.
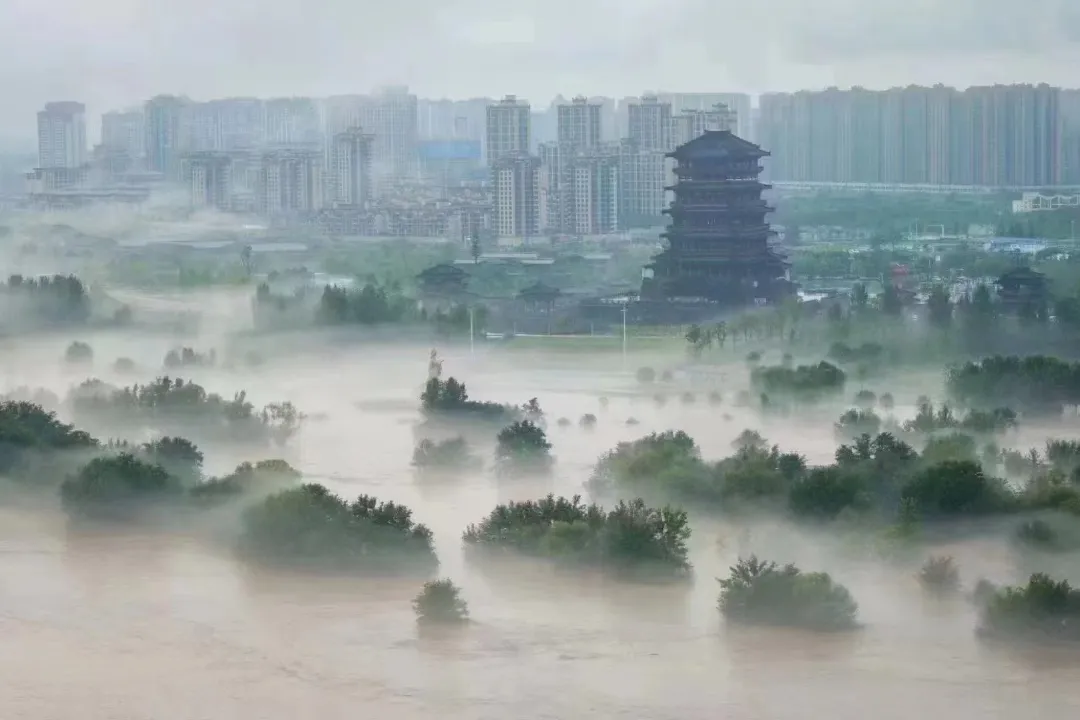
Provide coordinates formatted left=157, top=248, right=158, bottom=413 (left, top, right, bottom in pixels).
left=621, top=304, right=628, bottom=366
left=469, top=305, right=475, bottom=355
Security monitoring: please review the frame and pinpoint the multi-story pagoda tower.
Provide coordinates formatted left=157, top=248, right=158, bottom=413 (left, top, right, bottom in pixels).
left=643, top=130, right=792, bottom=307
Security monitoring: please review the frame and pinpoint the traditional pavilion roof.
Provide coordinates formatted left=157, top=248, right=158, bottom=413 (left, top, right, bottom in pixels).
left=417, top=263, right=468, bottom=282
left=517, top=281, right=561, bottom=300
left=996, top=266, right=1046, bottom=283
left=667, top=130, right=769, bottom=161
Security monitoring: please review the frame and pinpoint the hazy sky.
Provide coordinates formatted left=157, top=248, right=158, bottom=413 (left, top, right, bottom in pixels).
left=2, top=0, right=1079, bottom=144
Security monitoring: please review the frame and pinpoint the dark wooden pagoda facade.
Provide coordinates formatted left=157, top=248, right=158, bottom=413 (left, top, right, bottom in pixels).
left=642, top=131, right=792, bottom=307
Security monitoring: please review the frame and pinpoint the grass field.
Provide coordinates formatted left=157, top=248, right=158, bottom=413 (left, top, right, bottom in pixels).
left=487, top=333, right=684, bottom=354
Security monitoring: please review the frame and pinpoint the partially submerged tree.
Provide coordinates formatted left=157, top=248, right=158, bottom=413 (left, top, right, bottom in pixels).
left=413, top=579, right=470, bottom=626
left=462, top=494, right=691, bottom=578
left=978, top=573, right=1080, bottom=642
left=60, top=453, right=181, bottom=520
left=494, top=420, right=553, bottom=476
left=238, top=484, right=437, bottom=574
left=412, top=437, right=480, bottom=474
left=918, top=555, right=961, bottom=595
left=64, top=341, right=93, bottom=366
left=717, top=556, right=859, bottom=632
left=189, top=459, right=301, bottom=504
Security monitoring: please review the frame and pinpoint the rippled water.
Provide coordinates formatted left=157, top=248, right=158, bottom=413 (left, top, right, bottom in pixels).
left=2, top=328, right=1080, bottom=719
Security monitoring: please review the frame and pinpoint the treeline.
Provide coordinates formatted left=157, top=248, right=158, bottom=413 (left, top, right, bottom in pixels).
left=1, top=274, right=90, bottom=328
left=683, top=275, right=1080, bottom=371
left=588, top=426, right=1080, bottom=526
left=68, top=376, right=301, bottom=446
left=253, top=281, right=483, bottom=335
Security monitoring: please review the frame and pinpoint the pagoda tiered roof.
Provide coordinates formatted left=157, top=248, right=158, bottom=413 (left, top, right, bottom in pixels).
left=665, top=130, right=770, bottom=161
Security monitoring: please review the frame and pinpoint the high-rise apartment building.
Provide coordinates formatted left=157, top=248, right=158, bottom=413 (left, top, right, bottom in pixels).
left=191, top=98, right=264, bottom=151
left=628, top=95, right=673, bottom=152
left=370, top=86, right=419, bottom=179
left=37, top=101, right=87, bottom=169
left=486, top=95, right=531, bottom=165
left=1061, top=90, right=1080, bottom=185
left=655, top=92, right=754, bottom=140
left=99, top=110, right=144, bottom=177
left=264, top=97, right=321, bottom=147
left=619, top=140, right=667, bottom=226
left=145, top=95, right=193, bottom=180
left=557, top=96, right=603, bottom=152
left=757, top=84, right=1062, bottom=187
left=256, top=148, right=325, bottom=217
left=184, top=152, right=233, bottom=211
left=418, top=97, right=489, bottom=141
left=566, top=150, right=619, bottom=235
left=491, top=154, right=541, bottom=238
left=671, top=103, right=737, bottom=147
left=101, top=110, right=144, bottom=161
left=330, top=128, right=375, bottom=207
left=324, top=89, right=420, bottom=182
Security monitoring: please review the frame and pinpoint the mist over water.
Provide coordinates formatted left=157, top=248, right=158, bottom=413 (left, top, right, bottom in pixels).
left=2, top=296, right=1080, bottom=719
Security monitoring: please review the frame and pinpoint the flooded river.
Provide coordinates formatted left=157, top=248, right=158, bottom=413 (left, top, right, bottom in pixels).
left=2, top=334, right=1079, bottom=719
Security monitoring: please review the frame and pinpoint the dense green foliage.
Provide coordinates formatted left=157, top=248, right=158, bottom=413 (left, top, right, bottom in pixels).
left=494, top=420, right=553, bottom=476
left=1, top=274, right=90, bottom=328
left=103, top=436, right=206, bottom=486
left=717, top=556, right=859, bottom=631
left=189, top=459, right=301, bottom=503
left=918, top=555, right=961, bottom=595
left=462, top=494, right=691, bottom=577
left=413, top=579, right=470, bottom=625
left=239, top=484, right=437, bottom=573
left=164, top=347, right=216, bottom=369
left=978, top=574, right=1080, bottom=642
left=64, top=341, right=93, bottom=365
left=419, top=376, right=520, bottom=425
left=751, top=362, right=846, bottom=398
left=948, top=356, right=1080, bottom=416
left=589, top=430, right=804, bottom=507
left=0, top=400, right=98, bottom=479
left=317, top=283, right=414, bottom=325
left=60, top=453, right=181, bottom=519
left=834, top=409, right=882, bottom=440
left=68, top=377, right=301, bottom=445
left=589, top=425, right=1058, bottom=528
left=411, top=437, right=480, bottom=473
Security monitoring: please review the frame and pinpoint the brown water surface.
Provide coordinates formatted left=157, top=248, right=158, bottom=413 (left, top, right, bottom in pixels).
left=1, top=333, right=1079, bottom=719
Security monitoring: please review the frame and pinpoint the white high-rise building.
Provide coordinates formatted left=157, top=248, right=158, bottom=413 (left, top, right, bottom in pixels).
left=628, top=96, right=674, bottom=152
left=331, top=128, right=375, bottom=207
left=101, top=110, right=144, bottom=160
left=145, top=95, right=193, bottom=180
left=185, top=152, right=233, bottom=211
left=567, top=151, right=619, bottom=235
left=491, top=154, right=541, bottom=238
left=37, top=101, right=87, bottom=169
left=257, top=148, right=325, bottom=217
left=190, top=98, right=264, bottom=151
left=671, top=103, right=737, bottom=147
left=619, top=141, right=668, bottom=225
left=557, top=96, right=603, bottom=152
left=264, top=97, right=321, bottom=146
left=486, top=95, right=531, bottom=166
left=370, top=86, right=419, bottom=179
left=656, top=92, right=753, bottom=140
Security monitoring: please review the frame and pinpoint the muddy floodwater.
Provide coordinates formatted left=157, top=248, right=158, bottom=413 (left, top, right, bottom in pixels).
left=2, top=332, right=1080, bottom=719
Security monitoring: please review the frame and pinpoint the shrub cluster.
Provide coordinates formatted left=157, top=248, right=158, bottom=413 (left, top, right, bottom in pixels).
left=239, top=485, right=437, bottom=574
left=463, top=494, right=691, bottom=577
left=717, top=556, right=859, bottom=632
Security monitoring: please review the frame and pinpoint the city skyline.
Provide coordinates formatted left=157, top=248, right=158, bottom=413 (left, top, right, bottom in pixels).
left=3, top=0, right=1080, bottom=145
